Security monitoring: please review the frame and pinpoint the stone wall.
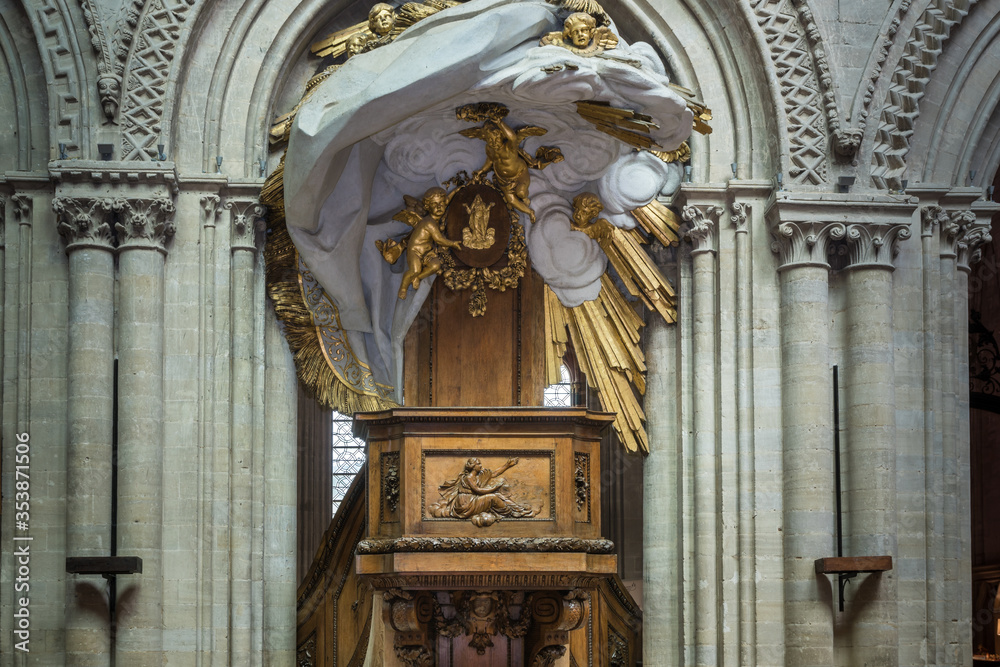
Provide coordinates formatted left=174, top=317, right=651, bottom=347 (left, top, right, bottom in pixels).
left=1, top=0, right=1000, bottom=664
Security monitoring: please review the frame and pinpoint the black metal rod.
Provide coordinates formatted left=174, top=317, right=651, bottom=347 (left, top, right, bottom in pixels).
left=833, top=365, right=843, bottom=559
left=110, top=358, right=119, bottom=667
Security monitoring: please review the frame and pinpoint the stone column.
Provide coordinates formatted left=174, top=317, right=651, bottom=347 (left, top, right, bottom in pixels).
left=224, top=197, right=264, bottom=663
left=682, top=203, right=722, bottom=666
left=954, top=211, right=991, bottom=667
left=114, top=197, right=175, bottom=666
left=768, top=213, right=841, bottom=667
left=730, top=199, right=757, bottom=666
left=643, top=244, right=682, bottom=666
left=53, top=196, right=118, bottom=665
left=842, top=219, right=911, bottom=666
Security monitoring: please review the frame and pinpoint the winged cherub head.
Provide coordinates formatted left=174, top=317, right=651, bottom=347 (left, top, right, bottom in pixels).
left=563, top=12, right=597, bottom=47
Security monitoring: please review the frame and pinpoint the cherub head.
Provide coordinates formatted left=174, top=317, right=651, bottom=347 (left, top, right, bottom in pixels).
left=346, top=32, right=368, bottom=58
left=368, top=3, right=395, bottom=36
left=563, top=12, right=597, bottom=48
left=572, top=192, right=603, bottom=226
left=422, top=187, right=449, bottom=219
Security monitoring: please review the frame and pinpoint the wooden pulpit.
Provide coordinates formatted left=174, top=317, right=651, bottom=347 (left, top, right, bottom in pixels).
left=354, top=406, right=616, bottom=665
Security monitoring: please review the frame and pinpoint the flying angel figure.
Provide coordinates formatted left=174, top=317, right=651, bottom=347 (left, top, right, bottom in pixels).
left=458, top=107, right=564, bottom=224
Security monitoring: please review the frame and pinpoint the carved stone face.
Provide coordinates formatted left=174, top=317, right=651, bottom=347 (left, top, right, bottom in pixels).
left=368, top=5, right=395, bottom=36
left=98, top=74, right=122, bottom=120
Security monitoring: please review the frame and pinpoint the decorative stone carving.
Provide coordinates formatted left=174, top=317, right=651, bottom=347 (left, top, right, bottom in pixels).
left=870, top=0, right=977, bottom=190
left=955, top=211, right=992, bottom=271
left=52, top=197, right=116, bottom=251
left=120, top=0, right=196, bottom=160
left=730, top=201, right=749, bottom=234
left=224, top=199, right=265, bottom=251
left=768, top=220, right=846, bottom=269
left=750, top=0, right=829, bottom=184
left=115, top=198, right=176, bottom=252
left=97, top=73, right=123, bottom=121
left=200, top=195, right=222, bottom=228
left=856, top=1, right=910, bottom=126
left=842, top=221, right=912, bottom=269
left=833, top=127, right=864, bottom=157
left=32, top=1, right=84, bottom=152
left=357, top=536, right=615, bottom=554
left=11, top=194, right=32, bottom=227
left=940, top=209, right=968, bottom=258
left=681, top=204, right=722, bottom=255
left=922, top=205, right=950, bottom=238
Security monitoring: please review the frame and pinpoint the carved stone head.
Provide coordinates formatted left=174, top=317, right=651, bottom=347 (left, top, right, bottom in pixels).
left=98, top=74, right=122, bottom=121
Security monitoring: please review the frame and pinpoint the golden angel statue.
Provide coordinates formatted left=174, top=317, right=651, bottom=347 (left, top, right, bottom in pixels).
left=383, top=186, right=462, bottom=299
left=459, top=106, right=564, bottom=224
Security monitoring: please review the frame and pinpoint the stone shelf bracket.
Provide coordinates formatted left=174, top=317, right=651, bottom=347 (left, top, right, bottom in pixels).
left=814, top=556, right=893, bottom=612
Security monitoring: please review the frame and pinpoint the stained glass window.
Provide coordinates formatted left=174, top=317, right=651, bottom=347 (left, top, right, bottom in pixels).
left=331, top=411, right=366, bottom=515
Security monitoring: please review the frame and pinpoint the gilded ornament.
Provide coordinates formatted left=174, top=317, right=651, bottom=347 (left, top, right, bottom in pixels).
left=539, top=12, right=618, bottom=55
left=428, top=457, right=539, bottom=527
left=388, top=187, right=463, bottom=299
left=458, top=102, right=564, bottom=224
left=461, top=195, right=497, bottom=250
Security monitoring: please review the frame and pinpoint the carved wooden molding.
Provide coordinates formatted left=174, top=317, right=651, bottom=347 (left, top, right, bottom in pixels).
left=357, top=536, right=615, bottom=554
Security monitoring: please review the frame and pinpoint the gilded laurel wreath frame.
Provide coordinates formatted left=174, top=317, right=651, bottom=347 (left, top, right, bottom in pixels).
left=438, top=183, right=528, bottom=317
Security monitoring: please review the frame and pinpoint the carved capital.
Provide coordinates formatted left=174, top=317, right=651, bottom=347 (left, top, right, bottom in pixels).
left=681, top=204, right=722, bottom=255
left=52, top=197, right=116, bottom=251
left=11, top=194, right=32, bottom=227
left=956, top=212, right=992, bottom=272
left=842, top=221, right=912, bottom=270
left=730, top=201, right=749, bottom=234
left=115, top=197, right=176, bottom=253
left=921, top=205, right=949, bottom=238
left=768, top=220, right=845, bottom=270
left=224, top=199, right=265, bottom=251
left=200, top=194, right=222, bottom=228
left=939, top=209, right=971, bottom=259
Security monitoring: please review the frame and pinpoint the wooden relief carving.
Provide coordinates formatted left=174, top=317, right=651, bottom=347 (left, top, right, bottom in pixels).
left=609, top=626, right=628, bottom=666
left=382, top=451, right=400, bottom=519
left=423, top=451, right=554, bottom=524
left=296, top=632, right=316, bottom=667
left=428, top=457, right=539, bottom=527
left=574, top=452, right=589, bottom=518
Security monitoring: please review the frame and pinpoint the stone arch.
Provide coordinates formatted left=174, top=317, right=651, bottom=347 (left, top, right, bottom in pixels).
left=907, top=0, right=1000, bottom=188
left=0, top=0, right=49, bottom=171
